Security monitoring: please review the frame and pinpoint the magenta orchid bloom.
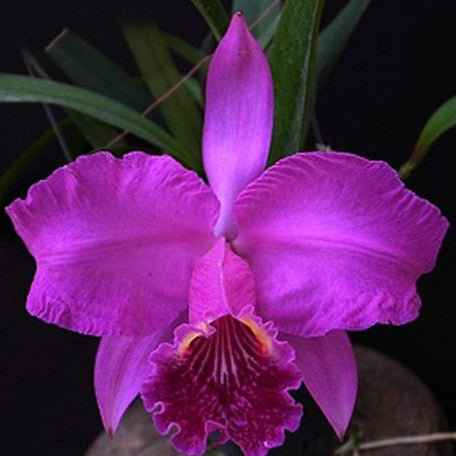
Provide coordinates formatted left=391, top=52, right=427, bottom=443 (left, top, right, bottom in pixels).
left=6, top=13, right=448, bottom=456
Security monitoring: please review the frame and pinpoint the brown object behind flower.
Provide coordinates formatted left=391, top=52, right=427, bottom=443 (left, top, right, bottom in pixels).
left=86, top=346, right=454, bottom=456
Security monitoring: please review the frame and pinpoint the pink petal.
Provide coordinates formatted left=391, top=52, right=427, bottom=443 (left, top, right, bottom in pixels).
left=6, top=152, right=219, bottom=336
left=189, top=238, right=256, bottom=324
left=141, top=312, right=302, bottom=456
left=234, top=152, right=449, bottom=337
left=203, top=12, right=273, bottom=238
left=283, top=331, right=357, bottom=440
left=95, top=333, right=166, bottom=435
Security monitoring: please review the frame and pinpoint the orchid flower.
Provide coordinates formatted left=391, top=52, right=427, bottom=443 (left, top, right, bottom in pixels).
left=6, top=13, right=448, bottom=456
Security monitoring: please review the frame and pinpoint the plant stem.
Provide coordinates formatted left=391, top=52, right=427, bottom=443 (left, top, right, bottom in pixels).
left=357, top=432, right=456, bottom=451
left=249, top=0, right=281, bottom=30
left=22, top=50, right=73, bottom=162
left=105, top=54, right=210, bottom=152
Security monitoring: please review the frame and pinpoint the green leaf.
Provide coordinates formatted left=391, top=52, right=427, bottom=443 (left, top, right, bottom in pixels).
left=316, top=0, right=371, bottom=87
left=258, top=13, right=280, bottom=50
left=0, top=73, right=197, bottom=169
left=0, top=119, right=85, bottom=205
left=232, top=0, right=281, bottom=39
left=269, top=0, right=325, bottom=163
left=189, top=0, right=229, bottom=41
left=399, top=95, right=456, bottom=179
left=22, top=50, right=75, bottom=161
left=24, top=47, right=125, bottom=151
left=66, top=109, right=120, bottom=150
left=122, top=23, right=202, bottom=161
left=185, top=78, right=204, bottom=107
left=45, top=28, right=151, bottom=110
left=163, top=32, right=207, bottom=67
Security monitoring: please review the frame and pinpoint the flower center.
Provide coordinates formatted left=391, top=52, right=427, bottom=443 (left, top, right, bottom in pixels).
left=214, top=215, right=238, bottom=241
left=184, top=316, right=267, bottom=391
left=141, top=314, right=302, bottom=456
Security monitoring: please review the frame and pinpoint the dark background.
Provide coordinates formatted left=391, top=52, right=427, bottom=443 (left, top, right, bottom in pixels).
left=0, top=1, right=455, bottom=455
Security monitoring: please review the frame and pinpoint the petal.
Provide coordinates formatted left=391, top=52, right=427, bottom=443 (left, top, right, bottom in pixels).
left=6, top=152, right=219, bottom=336
left=234, top=152, right=449, bottom=337
left=189, top=238, right=256, bottom=324
left=283, top=331, right=357, bottom=440
left=141, top=312, right=302, bottom=456
left=95, top=333, right=164, bottom=435
left=94, top=311, right=185, bottom=435
left=203, top=13, right=273, bottom=237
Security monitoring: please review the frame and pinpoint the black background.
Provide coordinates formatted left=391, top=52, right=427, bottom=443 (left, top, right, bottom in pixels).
left=0, top=1, right=455, bottom=455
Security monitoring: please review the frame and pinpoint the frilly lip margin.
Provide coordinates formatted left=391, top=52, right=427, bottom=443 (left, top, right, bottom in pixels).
left=140, top=306, right=304, bottom=456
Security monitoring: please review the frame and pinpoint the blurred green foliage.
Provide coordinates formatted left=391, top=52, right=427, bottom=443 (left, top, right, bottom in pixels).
left=0, top=0, right=454, bottom=206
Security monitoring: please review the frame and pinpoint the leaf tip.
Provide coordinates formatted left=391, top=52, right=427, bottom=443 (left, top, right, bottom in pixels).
left=45, top=27, right=69, bottom=53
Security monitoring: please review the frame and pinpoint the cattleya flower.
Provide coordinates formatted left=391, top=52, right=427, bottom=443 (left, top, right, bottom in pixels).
left=6, top=13, right=448, bottom=456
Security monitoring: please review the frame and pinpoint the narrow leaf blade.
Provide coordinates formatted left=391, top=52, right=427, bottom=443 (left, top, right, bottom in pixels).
left=399, top=95, right=456, bottom=179
left=185, top=78, right=204, bottom=107
left=122, top=23, right=202, bottom=159
left=316, top=0, right=371, bottom=86
left=189, top=0, right=229, bottom=40
left=232, top=0, right=281, bottom=39
left=269, top=0, right=325, bottom=163
left=0, top=119, right=85, bottom=205
left=25, top=47, right=125, bottom=151
left=258, top=13, right=280, bottom=50
left=163, top=32, right=207, bottom=67
left=0, top=74, right=195, bottom=168
left=46, top=29, right=151, bottom=110
left=66, top=110, right=122, bottom=150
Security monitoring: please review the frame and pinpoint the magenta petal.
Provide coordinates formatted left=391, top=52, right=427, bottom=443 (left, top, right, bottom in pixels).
left=203, top=13, right=273, bottom=237
left=141, top=313, right=302, bottom=456
left=234, top=152, right=449, bottom=337
left=95, top=333, right=166, bottom=434
left=189, top=238, right=256, bottom=324
left=283, top=331, right=357, bottom=440
left=6, top=152, right=219, bottom=336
